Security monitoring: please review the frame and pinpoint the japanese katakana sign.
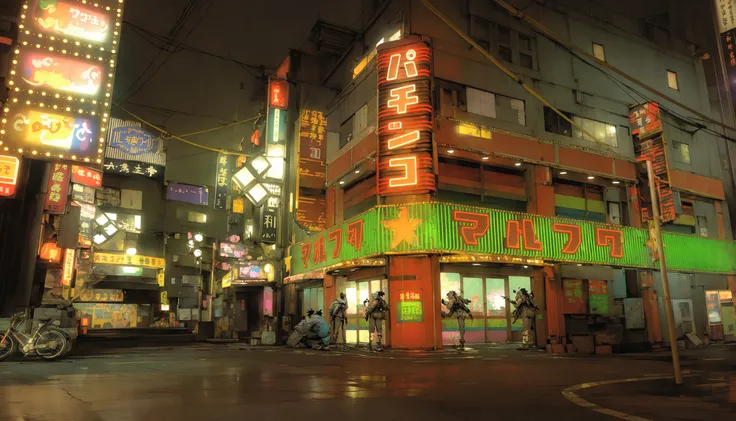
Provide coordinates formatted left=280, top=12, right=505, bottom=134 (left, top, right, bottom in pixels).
left=376, top=37, right=436, bottom=196
left=44, top=162, right=71, bottom=214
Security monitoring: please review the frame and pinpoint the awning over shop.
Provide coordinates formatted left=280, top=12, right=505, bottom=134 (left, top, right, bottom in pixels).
left=284, top=270, right=324, bottom=284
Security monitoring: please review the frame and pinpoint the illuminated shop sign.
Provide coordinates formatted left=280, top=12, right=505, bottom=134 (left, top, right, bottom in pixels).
left=219, top=242, right=245, bottom=259
left=4, top=106, right=98, bottom=157
left=376, top=38, right=435, bottom=196
left=71, top=165, right=102, bottom=188
left=0, top=155, right=21, bottom=197
left=31, top=0, right=113, bottom=43
left=109, top=125, right=158, bottom=156
left=19, top=51, right=103, bottom=95
left=0, top=0, right=124, bottom=163
left=43, top=161, right=70, bottom=213
left=289, top=203, right=736, bottom=275
left=268, top=78, right=288, bottom=110
left=93, top=252, right=165, bottom=269
left=61, top=248, right=75, bottom=286
left=296, top=109, right=327, bottom=232
left=238, top=265, right=264, bottom=279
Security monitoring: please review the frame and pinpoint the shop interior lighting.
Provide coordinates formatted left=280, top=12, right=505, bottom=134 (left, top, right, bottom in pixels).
left=339, top=180, right=345, bottom=185
left=514, top=162, right=522, bottom=166
left=482, top=156, right=489, bottom=160
left=613, top=180, right=620, bottom=184
left=447, top=149, right=455, bottom=154
left=355, top=170, right=360, bottom=174
left=559, top=171, right=568, bottom=175
left=587, top=176, right=595, bottom=180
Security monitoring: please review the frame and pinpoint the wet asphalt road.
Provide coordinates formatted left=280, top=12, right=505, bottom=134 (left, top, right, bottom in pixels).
left=0, top=344, right=733, bottom=421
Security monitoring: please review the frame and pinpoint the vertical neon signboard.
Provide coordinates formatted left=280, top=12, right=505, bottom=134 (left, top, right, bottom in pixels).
left=376, top=38, right=435, bottom=196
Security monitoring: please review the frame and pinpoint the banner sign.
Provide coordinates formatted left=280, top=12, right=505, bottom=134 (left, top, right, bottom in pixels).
left=214, top=153, right=230, bottom=210
left=376, top=38, right=436, bottom=196
left=0, top=155, right=21, bottom=197
left=93, top=252, right=165, bottom=269
left=166, top=182, right=208, bottom=206
left=629, top=102, right=662, bottom=137
left=296, top=109, right=327, bottom=232
left=261, top=207, right=278, bottom=244
left=71, top=165, right=102, bottom=188
left=104, top=158, right=164, bottom=179
left=44, top=162, right=71, bottom=213
left=289, top=203, right=736, bottom=275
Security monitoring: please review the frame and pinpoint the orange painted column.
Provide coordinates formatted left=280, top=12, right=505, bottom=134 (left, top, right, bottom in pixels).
left=323, top=274, right=336, bottom=310
left=387, top=255, right=443, bottom=349
left=628, top=186, right=642, bottom=228
left=527, top=166, right=555, bottom=216
left=325, top=187, right=336, bottom=228
left=544, top=266, right=566, bottom=352
left=532, top=267, right=548, bottom=347
left=640, top=271, right=662, bottom=344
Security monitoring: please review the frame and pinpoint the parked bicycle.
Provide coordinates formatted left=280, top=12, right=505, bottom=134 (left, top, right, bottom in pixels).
left=0, top=311, right=70, bottom=361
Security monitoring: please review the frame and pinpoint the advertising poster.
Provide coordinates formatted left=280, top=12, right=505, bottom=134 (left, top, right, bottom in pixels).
left=397, top=289, right=423, bottom=323
left=19, top=51, right=103, bottom=95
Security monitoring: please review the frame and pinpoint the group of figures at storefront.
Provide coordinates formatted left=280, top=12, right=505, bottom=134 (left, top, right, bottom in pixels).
left=286, top=288, right=539, bottom=351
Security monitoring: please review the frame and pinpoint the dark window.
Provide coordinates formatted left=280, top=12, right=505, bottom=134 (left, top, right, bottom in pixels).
left=544, top=106, right=572, bottom=136
left=497, top=25, right=511, bottom=44
left=519, top=34, right=532, bottom=52
left=499, top=45, right=513, bottom=62
left=520, top=53, right=533, bottom=69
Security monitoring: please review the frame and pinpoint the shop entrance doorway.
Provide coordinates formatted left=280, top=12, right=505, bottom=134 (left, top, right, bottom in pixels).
left=342, top=278, right=388, bottom=345
left=440, top=272, right=531, bottom=345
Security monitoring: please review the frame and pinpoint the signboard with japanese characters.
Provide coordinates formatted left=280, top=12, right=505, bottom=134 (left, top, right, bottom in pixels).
left=0, top=1, right=125, bottom=163
left=376, top=37, right=436, bottom=196
left=268, top=78, right=289, bottom=110
left=0, top=155, right=20, bottom=197
left=71, top=183, right=95, bottom=204
left=261, top=207, right=278, bottom=244
left=109, top=126, right=159, bottom=156
left=296, top=109, right=327, bottom=232
left=397, top=289, right=424, bottom=323
left=103, top=159, right=163, bottom=180
left=93, top=252, right=166, bottom=269
left=267, top=108, right=288, bottom=145
left=716, top=0, right=736, bottom=33
left=44, top=162, right=71, bottom=214
left=166, top=182, right=209, bottom=206
left=61, top=248, right=76, bottom=287
left=71, top=165, right=102, bottom=188
left=629, top=102, right=662, bottom=138
left=75, top=201, right=95, bottom=248
left=635, top=134, right=678, bottom=223
left=214, top=153, right=230, bottom=210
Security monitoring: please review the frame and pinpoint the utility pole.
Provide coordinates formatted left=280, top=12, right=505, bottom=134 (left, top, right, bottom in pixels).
left=645, top=159, right=683, bottom=385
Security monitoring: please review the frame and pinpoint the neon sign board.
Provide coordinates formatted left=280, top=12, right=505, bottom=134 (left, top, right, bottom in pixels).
left=376, top=38, right=435, bottom=196
left=4, top=106, right=98, bottom=156
left=289, top=203, right=736, bottom=276
left=18, top=51, right=103, bottom=96
left=0, top=0, right=125, bottom=164
left=32, top=0, right=112, bottom=43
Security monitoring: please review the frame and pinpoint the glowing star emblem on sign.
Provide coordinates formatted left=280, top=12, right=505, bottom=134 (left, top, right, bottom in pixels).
left=376, top=38, right=435, bottom=196
left=382, top=206, right=422, bottom=249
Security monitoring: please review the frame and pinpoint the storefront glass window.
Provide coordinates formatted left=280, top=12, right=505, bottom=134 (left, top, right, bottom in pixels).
left=440, top=273, right=461, bottom=312
left=345, top=281, right=358, bottom=314
left=508, top=276, right=531, bottom=331
left=485, top=278, right=506, bottom=317
left=463, top=278, right=484, bottom=314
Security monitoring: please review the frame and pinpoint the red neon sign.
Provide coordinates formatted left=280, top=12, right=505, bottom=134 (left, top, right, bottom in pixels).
left=268, top=78, right=289, bottom=110
left=376, top=39, right=435, bottom=196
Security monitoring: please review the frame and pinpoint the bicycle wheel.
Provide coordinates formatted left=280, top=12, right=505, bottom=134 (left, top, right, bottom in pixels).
left=34, top=329, right=68, bottom=360
left=0, top=333, right=17, bottom=361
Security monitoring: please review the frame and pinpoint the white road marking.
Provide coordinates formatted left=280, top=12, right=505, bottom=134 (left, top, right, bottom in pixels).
left=562, top=375, right=696, bottom=421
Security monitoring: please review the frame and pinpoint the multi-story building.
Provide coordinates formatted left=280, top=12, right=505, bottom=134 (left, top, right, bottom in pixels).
left=284, top=0, right=736, bottom=351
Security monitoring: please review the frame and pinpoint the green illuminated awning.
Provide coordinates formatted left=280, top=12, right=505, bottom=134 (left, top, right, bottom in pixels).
left=289, top=202, right=736, bottom=275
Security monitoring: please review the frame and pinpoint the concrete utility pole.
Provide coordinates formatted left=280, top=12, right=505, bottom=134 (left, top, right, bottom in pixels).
left=645, top=160, right=683, bottom=385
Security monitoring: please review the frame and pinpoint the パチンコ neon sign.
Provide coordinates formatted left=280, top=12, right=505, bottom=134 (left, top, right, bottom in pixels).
left=376, top=38, right=435, bottom=196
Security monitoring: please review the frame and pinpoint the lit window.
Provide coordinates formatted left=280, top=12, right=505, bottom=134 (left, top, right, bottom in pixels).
left=592, top=43, right=605, bottom=61
left=188, top=211, right=207, bottom=224
left=572, top=116, right=618, bottom=148
left=673, top=141, right=691, bottom=164
left=667, top=71, right=679, bottom=90
left=466, top=87, right=496, bottom=118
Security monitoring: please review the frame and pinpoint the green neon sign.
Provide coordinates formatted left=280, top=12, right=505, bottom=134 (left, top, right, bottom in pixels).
left=289, top=202, right=736, bottom=275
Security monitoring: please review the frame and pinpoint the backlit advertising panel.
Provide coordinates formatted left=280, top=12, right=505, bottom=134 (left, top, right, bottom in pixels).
left=31, top=0, right=113, bottom=43
left=0, top=155, right=21, bottom=197
left=0, top=0, right=125, bottom=164
left=18, top=51, right=104, bottom=96
left=4, top=105, right=98, bottom=157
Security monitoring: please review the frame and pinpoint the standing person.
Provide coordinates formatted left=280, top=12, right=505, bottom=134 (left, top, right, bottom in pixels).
left=441, top=290, right=473, bottom=350
left=508, top=288, right=538, bottom=350
left=329, top=292, right=349, bottom=351
left=364, top=291, right=388, bottom=351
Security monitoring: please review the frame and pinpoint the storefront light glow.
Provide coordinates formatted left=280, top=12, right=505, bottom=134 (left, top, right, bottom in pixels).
left=122, top=266, right=138, bottom=274
left=125, top=247, right=136, bottom=256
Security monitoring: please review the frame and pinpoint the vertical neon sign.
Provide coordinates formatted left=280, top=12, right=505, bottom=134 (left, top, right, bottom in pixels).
left=376, top=38, right=435, bottom=196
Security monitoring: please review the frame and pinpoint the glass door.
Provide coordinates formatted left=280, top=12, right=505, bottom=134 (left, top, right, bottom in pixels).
left=485, top=278, right=507, bottom=342
left=508, top=276, right=531, bottom=342
left=343, top=279, right=387, bottom=345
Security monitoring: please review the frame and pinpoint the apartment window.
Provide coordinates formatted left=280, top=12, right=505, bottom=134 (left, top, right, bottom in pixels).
left=519, top=34, right=534, bottom=69
left=543, top=106, right=572, bottom=136
left=572, top=116, right=618, bottom=148
left=498, top=45, right=513, bottom=63
left=467, top=87, right=496, bottom=118
left=339, top=117, right=353, bottom=149
left=592, top=43, right=605, bottom=61
left=471, top=17, right=491, bottom=51
left=353, top=103, right=369, bottom=136
left=497, top=25, right=511, bottom=44
left=673, top=141, right=691, bottom=164
left=667, top=70, right=679, bottom=90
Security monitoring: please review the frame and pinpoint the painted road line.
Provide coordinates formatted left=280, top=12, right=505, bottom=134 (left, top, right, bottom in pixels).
left=562, top=375, right=696, bottom=421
